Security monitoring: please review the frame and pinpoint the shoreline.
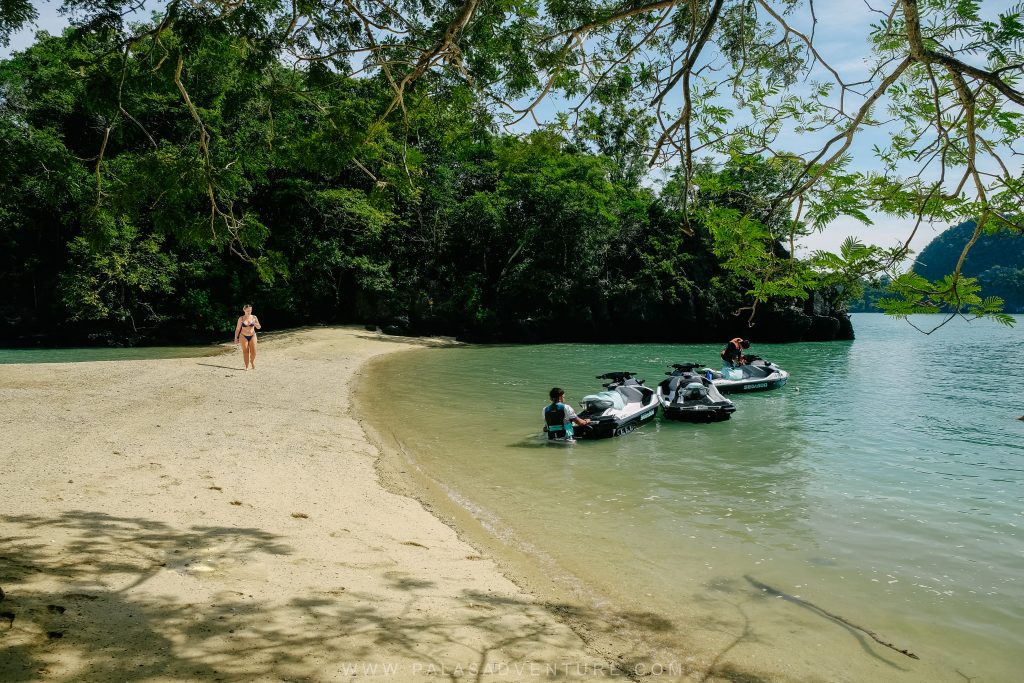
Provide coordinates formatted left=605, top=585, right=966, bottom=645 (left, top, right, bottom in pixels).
left=0, top=327, right=624, bottom=682
left=351, top=337, right=999, bottom=683
left=358, top=352, right=716, bottom=681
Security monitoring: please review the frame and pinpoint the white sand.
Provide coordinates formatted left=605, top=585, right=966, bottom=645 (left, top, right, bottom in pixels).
left=0, top=327, right=623, bottom=681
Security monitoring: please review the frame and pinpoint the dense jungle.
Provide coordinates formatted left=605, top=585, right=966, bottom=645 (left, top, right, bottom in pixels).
left=0, top=28, right=851, bottom=344
left=1, top=1, right=1020, bottom=344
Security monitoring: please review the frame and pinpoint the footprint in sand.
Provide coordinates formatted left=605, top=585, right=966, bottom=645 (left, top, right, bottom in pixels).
left=158, top=477, right=183, bottom=489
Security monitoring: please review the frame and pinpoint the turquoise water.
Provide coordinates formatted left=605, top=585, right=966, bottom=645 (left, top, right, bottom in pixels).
left=0, top=345, right=225, bottom=364
left=365, top=314, right=1023, bottom=682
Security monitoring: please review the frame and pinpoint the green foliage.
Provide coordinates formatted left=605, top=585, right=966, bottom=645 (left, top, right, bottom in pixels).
left=878, top=271, right=1016, bottom=326
left=0, top=1, right=1019, bottom=319
left=60, top=220, right=177, bottom=331
left=0, top=0, right=34, bottom=46
left=811, top=237, right=904, bottom=307
left=8, top=2, right=1020, bottom=343
left=908, top=218, right=1024, bottom=314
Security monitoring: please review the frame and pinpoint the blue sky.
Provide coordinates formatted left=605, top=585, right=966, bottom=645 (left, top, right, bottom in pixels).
left=4, top=1, right=1021, bottom=257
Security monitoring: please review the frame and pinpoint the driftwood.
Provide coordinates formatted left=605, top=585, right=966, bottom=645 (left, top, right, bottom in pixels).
left=745, top=575, right=919, bottom=660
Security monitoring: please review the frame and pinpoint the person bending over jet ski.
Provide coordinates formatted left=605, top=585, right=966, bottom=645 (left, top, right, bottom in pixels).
left=721, top=338, right=750, bottom=369
left=543, top=387, right=592, bottom=440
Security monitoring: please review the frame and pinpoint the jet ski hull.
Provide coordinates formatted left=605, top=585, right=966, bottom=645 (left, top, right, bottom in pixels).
left=659, top=399, right=735, bottom=422
left=712, top=373, right=788, bottom=393
left=663, top=405, right=734, bottom=422
left=579, top=405, right=658, bottom=438
left=656, top=371, right=737, bottom=422
left=574, top=372, right=658, bottom=439
left=705, top=358, right=790, bottom=394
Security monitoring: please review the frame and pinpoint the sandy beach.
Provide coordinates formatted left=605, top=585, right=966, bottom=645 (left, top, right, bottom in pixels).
left=0, top=327, right=627, bottom=682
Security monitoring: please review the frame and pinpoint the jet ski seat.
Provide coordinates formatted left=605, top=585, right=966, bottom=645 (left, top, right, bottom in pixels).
left=683, top=382, right=706, bottom=400
left=582, top=390, right=626, bottom=411
left=616, top=385, right=645, bottom=404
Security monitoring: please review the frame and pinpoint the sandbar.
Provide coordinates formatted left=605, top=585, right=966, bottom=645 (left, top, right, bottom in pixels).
left=0, top=327, right=620, bottom=681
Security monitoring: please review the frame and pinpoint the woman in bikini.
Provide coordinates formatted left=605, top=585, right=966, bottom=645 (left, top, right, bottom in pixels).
left=233, top=304, right=262, bottom=370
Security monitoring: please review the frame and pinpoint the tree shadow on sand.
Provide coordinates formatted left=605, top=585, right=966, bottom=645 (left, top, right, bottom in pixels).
left=1, top=511, right=295, bottom=681
left=1, top=511, right=800, bottom=682
left=0, top=511, right=594, bottom=681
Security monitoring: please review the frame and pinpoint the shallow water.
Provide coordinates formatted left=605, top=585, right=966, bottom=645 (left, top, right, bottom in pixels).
left=364, top=314, right=1023, bottom=682
left=0, top=345, right=225, bottom=364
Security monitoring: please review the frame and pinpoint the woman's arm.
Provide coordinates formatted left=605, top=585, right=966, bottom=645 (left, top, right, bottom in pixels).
left=233, top=318, right=242, bottom=343
left=253, top=316, right=261, bottom=330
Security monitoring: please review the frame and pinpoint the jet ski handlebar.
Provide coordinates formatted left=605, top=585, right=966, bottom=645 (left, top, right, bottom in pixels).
left=669, top=362, right=703, bottom=372
left=596, top=371, right=637, bottom=381
left=596, top=371, right=645, bottom=387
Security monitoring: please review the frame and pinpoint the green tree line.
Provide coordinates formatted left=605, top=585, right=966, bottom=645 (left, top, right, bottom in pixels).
left=0, top=26, right=855, bottom=345
left=3, top=0, right=1020, bottom=344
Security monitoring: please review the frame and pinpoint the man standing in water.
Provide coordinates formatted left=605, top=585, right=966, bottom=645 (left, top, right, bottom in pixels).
left=721, top=337, right=750, bottom=369
left=543, top=387, right=591, bottom=441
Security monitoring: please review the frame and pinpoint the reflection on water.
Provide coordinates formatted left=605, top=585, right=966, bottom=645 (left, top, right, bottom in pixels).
left=362, top=315, right=1023, bottom=682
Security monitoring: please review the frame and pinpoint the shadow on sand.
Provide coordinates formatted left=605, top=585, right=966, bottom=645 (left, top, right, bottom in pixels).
left=0, top=511, right=793, bottom=682
left=195, top=363, right=246, bottom=371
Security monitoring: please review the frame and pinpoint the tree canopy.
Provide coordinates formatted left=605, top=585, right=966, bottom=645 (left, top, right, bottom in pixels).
left=1, top=0, right=1021, bottom=341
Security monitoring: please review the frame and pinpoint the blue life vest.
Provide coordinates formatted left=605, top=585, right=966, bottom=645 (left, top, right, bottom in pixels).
left=544, top=402, right=574, bottom=439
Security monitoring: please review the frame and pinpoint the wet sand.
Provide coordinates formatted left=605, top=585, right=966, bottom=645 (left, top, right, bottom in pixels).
left=0, top=327, right=623, bottom=682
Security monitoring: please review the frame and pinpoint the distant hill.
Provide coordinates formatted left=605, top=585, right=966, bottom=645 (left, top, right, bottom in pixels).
left=848, top=220, right=1024, bottom=313
left=848, top=276, right=891, bottom=313
left=913, top=219, right=1024, bottom=312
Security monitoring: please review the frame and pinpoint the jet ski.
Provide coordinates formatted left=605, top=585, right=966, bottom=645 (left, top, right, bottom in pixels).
left=702, top=354, right=789, bottom=393
left=576, top=372, right=658, bottom=438
left=656, top=363, right=736, bottom=422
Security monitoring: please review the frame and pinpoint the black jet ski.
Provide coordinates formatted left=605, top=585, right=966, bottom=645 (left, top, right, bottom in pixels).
left=656, top=363, right=736, bottom=422
left=702, top=355, right=789, bottom=393
left=576, top=372, right=658, bottom=438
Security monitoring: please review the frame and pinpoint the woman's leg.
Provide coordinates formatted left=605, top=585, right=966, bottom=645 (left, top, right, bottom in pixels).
left=239, top=337, right=251, bottom=369
left=248, top=337, right=257, bottom=369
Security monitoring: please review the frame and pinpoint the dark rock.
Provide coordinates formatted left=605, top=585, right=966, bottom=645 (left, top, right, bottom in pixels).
left=805, top=314, right=841, bottom=341
left=379, top=315, right=412, bottom=336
